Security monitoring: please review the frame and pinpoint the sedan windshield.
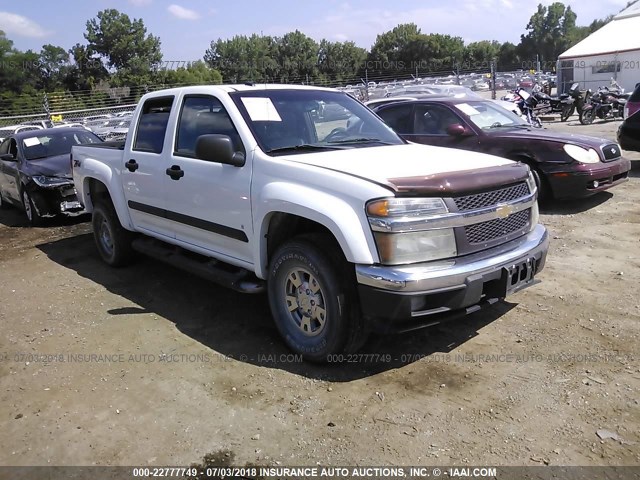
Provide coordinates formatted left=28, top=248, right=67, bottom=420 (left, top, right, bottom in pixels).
left=230, top=89, right=404, bottom=154
left=454, top=101, right=527, bottom=130
left=22, top=131, right=102, bottom=160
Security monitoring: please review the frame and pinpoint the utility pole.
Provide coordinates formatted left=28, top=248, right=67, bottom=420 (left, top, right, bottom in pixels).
left=491, top=60, right=497, bottom=100
left=536, top=54, right=541, bottom=73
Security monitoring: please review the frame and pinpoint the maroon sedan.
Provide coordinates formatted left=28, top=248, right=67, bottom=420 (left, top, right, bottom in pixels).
left=371, top=98, right=631, bottom=200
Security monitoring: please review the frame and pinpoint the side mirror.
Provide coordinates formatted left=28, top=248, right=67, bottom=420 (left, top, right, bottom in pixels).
left=195, top=134, right=245, bottom=167
left=0, top=153, right=16, bottom=162
left=446, top=124, right=468, bottom=137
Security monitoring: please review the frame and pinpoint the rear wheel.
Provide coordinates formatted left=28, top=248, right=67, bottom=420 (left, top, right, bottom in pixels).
left=580, top=108, right=595, bottom=125
left=92, top=202, right=135, bottom=267
left=22, top=189, right=42, bottom=226
left=267, top=234, right=365, bottom=362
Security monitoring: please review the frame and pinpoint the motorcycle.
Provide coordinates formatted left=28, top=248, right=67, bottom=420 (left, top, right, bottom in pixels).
left=530, top=83, right=575, bottom=121
left=515, top=89, right=543, bottom=128
left=579, top=82, right=628, bottom=124
left=559, top=83, right=590, bottom=121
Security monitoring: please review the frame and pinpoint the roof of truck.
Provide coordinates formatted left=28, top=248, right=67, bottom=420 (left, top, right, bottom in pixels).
left=144, top=84, right=337, bottom=98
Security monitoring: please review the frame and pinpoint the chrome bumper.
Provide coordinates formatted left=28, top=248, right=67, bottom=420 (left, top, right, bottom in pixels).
left=356, top=224, right=549, bottom=293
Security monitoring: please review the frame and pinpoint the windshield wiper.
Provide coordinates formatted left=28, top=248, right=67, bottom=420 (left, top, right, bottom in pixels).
left=326, top=137, right=394, bottom=145
left=265, top=144, right=345, bottom=154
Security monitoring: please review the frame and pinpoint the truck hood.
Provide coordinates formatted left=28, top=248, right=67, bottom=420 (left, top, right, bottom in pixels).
left=282, top=143, right=530, bottom=195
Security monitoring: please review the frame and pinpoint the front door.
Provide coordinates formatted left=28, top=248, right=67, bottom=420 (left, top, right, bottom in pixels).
left=164, top=95, right=254, bottom=266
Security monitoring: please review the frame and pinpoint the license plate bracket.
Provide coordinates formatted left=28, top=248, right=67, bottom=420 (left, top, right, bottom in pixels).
left=500, top=257, right=538, bottom=296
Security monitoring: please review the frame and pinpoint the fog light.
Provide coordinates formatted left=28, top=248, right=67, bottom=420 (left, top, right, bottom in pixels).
left=592, top=180, right=599, bottom=188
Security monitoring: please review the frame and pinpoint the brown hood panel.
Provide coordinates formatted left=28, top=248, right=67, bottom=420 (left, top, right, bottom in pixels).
left=387, top=162, right=530, bottom=197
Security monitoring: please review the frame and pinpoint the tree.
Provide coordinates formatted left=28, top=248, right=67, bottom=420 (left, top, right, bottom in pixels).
left=275, top=31, right=319, bottom=82
left=368, top=23, right=421, bottom=76
left=39, top=44, right=71, bottom=91
left=497, top=42, right=521, bottom=70
left=317, top=40, right=367, bottom=84
left=204, top=34, right=279, bottom=83
left=519, top=3, right=579, bottom=65
left=84, top=9, right=162, bottom=80
left=160, top=61, right=222, bottom=86
left=66, top=43, right=109, bottom=91
left=463, top=41, right=500, bottom=69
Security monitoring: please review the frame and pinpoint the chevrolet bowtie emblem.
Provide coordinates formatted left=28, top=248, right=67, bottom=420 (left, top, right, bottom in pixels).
left=496, top=204, right=513, bottom=218
left=612, top=148, right=617, bottom=154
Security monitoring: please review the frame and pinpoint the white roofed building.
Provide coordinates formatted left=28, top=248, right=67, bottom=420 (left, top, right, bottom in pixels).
left=557, top=2, right=640, bottom=93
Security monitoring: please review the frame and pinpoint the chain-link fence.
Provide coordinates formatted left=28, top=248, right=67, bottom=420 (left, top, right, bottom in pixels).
left=0, top=61, right=549, bottom=127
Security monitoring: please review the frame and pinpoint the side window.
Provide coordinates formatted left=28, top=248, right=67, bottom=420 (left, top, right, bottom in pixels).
left=376, top=104, right=415, bottom=134
left=414, top=104, right=463, bottom=135
left=133, top=96, right=174, bottom=154
left=175, top=96, right=244, bottom=157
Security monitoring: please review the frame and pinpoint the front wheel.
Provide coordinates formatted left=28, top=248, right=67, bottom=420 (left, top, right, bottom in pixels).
left=560, top=104, right=574, bottom=122
left=267, top=235, right=364, bottom=362
left=580, top=108, right=595, bottom=125
left=22, top=189, right=42, bottom=226
left=92, top=202, right=135, bottom=267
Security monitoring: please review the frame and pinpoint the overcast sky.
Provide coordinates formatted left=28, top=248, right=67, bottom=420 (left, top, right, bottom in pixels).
left=0, top=0, right=632, bottom=61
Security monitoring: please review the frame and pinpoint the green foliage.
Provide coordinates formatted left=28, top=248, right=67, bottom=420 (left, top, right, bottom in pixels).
left=0, top=3, right=633, bottom=118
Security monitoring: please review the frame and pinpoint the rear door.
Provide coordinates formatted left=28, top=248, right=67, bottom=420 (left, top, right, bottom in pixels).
left=164, top=94, right=254, bottom=265
left=122, top=96, right=175, bottom=239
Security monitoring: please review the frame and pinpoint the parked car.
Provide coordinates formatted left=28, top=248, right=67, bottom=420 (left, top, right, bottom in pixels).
left=72, top=84, right=549, bottom=360
left=0, top=124, right=43, bottom=143
left=624, top=82, right=640, bottom=119
left=88, top=117, right=132, bottom=140
left=617, top=110, right=640, bottom=152
left=0, top=128, right=102, bottom=225
left=372, top=97, right=630, bottom=200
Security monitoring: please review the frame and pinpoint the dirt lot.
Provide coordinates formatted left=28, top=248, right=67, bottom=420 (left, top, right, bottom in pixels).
left=1, top=117, right=639, bottom=469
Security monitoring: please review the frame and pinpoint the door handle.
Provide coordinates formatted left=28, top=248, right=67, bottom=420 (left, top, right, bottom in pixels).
left=125, top=159, right=139, bottom=172
left=166, top=165, right=184, bottom=180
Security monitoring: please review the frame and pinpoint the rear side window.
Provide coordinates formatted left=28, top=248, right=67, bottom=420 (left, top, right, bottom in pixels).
left=376, top=104, right=415, bottom=134
left=133, top=96, right=174, bottom=154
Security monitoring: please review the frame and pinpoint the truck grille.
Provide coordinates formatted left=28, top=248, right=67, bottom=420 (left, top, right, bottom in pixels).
left=601, top=144, right=621, bottom=162
left=453, top=182, right=530, bottom=211
left=464, top=210, right=530, bottom=245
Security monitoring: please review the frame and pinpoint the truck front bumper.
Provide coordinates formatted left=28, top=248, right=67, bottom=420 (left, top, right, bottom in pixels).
left=355, top=224, right=549, bottom=332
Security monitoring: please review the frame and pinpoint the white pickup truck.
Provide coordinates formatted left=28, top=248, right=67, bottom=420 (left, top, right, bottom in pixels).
left=72, top=84, right=549, bottom=361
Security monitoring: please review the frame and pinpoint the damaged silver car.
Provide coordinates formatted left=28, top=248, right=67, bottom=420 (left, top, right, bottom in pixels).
left=0, top=128, right=102, bottom=225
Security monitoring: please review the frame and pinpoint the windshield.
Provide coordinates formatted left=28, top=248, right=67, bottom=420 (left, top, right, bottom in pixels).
left=22, top=131, right=102, bottom=160
left=454, top=101, right=527, bottom=130
left=230, top=89, right=404, bottom=154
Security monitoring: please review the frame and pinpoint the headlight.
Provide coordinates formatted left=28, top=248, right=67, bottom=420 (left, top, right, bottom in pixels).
left=367, top=197, right=455, bottom=264
left=526, top=171, right=537, bottom=195
left=367, top=197, right=448, bottom=217
left=32, top=175, right=72, bottom=187
left=374, top=229, right=457, bottom=265
left=563, top=144, right=601, bottom=164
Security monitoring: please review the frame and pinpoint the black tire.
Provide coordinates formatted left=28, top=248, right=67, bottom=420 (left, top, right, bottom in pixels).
left=580, top=108, right=595, bottom=125
left=92, top=202, right=135, bottom=267
left=21, top=189, right=42, bottom=226
left=560, top=104, right=574, bottom=122
left=267, top=234, right=365, bottom=362
left=531, top=167, right=550, bottom=203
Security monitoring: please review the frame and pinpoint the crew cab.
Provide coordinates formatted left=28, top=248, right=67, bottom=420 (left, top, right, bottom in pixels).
left=72, top=85, right=549, bottom=361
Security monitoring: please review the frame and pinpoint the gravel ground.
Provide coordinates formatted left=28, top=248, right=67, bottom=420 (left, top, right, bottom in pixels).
left=0, top=116, right=639, bottom=468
